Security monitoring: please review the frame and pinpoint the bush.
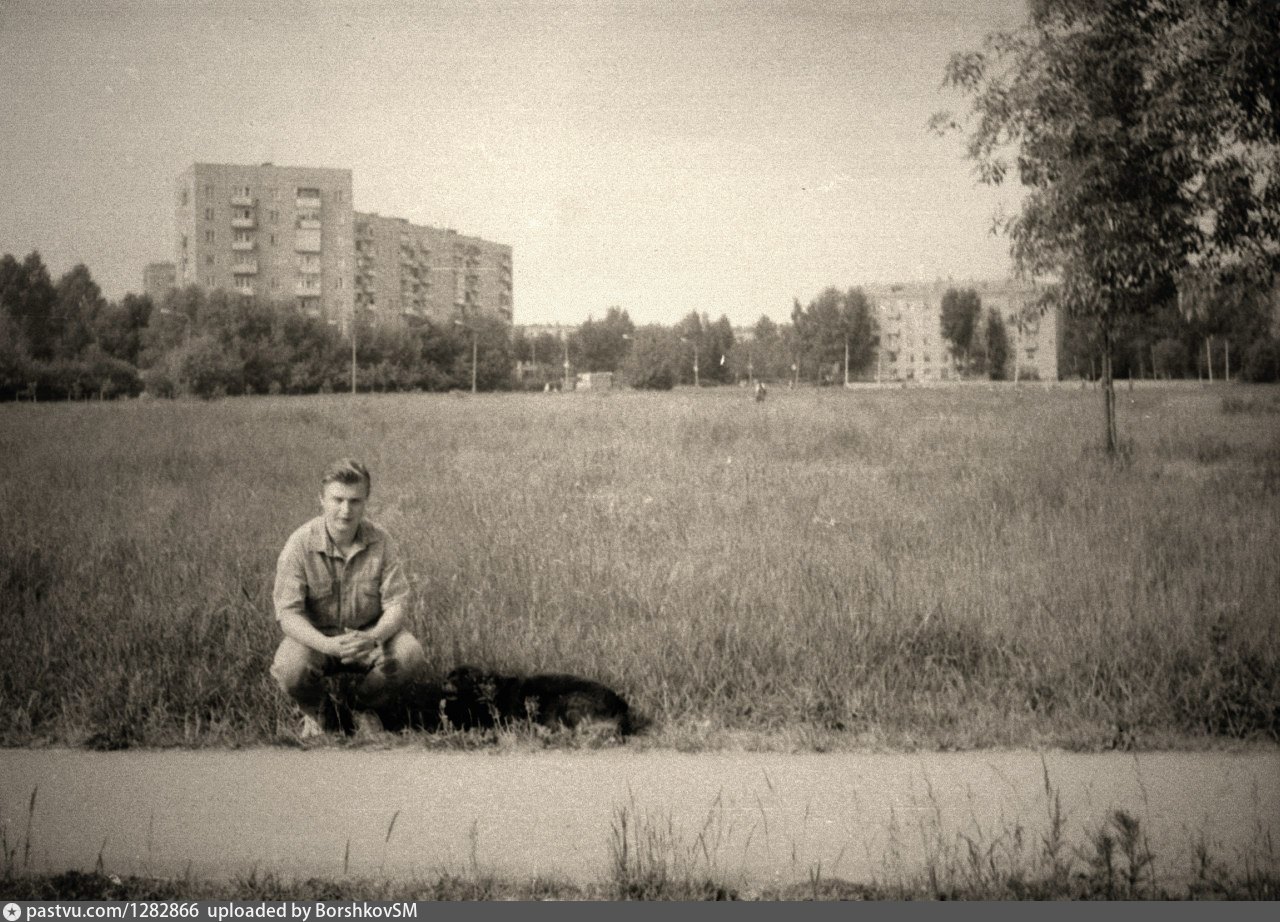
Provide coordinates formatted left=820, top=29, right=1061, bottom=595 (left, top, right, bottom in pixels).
left=1242, top=337, right=1280, bottom=383
left=171, top=334, right=244, bottom=398
left=621, top=327, right=679, bottom=390
left=140, top=364, right=176, bottom=398
left=1152, top=337, right=1188, bottom=379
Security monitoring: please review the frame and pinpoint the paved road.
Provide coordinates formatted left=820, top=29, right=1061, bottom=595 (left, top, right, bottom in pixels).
left=1, top=748, right=1275, bottom=887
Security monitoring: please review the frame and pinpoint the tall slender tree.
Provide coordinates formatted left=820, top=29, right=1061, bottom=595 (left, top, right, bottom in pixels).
left=936, top=0, right=1280, bottom=451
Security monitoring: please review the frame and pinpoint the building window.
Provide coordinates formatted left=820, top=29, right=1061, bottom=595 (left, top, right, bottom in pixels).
left=179, top=189, right=189, bottom=206
left=205, top=229, right=215, bottom=243
left=205, top=207, right=214, bottom=221
left=234, top=230, right=253, bottom=244
left=269, top=210, right=278, bottom=223
left=205, top=184, right=214, bottom=198
left=206, top=255, right=215, bottom=265
left=234, top=185, right=250, bottom=198
left=180, top=234, right=188, bottom=249
left=269, top=233, right=276, bottom=246
left=336, top=277, right=344, bottom=289
left=235, top=207, right=253, bottom=221
left=271, top=278, right=279, bottom=289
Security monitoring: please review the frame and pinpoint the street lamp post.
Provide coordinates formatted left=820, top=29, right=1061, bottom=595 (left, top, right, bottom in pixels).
left=562, top=332, right=571, bottom=391
left=681, top=337, right=700, bottom=387
left=351, top=310, right=358, bottom=395
left=454, top=319, right=478, bottom=394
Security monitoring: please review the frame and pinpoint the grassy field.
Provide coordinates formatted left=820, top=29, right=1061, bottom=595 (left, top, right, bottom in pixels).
left=0, top=382, right=1277, bottom=749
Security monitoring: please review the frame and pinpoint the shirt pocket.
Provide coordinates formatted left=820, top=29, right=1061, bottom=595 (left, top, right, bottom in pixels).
left=349, top=576, right=380, bottom=628
left=305, top=574, right=339, bottom=627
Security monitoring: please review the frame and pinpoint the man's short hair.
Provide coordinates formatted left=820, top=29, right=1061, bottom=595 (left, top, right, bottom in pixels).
left=321, top=458, right=371, bottom=495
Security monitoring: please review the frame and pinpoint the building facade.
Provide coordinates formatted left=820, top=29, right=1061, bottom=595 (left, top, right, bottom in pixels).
left=354, top=212, right=513, bottom=325
left=174, top=163, right=355, bottom=321
left=143, top=261, right=176, bottom=303
left=867, top=280, right=1060, bottom=382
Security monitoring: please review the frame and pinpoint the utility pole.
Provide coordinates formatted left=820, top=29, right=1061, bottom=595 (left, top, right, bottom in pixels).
left=844, top=338, right=849, bottom=387
left=471, top=328, right=478, bottom=394
left=562, top=332, right=571, bottom=391
left=351, top=309, right=357, bottom=395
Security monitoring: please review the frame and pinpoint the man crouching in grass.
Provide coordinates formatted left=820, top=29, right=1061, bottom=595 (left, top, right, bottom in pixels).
left=271, top=459, right=427, bottom=739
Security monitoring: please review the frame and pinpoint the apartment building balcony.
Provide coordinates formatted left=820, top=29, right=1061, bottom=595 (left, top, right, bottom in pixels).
left=232, top=260, right=259, bottom=275
left=230, top=194, right=255, bottom=207
left=297, top=217, right=322, bottom=230
left=231, top=239, right=256, bottom=252
left=296, top=194, right=322, bottom=210
left=231, top=216, right=256, bottom=229
left=295, top=282, right=323, bottom=297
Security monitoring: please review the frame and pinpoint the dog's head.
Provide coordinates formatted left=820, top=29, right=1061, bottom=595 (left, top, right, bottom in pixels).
left=445, top=665, right=498, bottom=701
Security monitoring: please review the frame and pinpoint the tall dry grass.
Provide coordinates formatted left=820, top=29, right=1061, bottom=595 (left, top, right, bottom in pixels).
left=1, top=383, right=1277, bottom=747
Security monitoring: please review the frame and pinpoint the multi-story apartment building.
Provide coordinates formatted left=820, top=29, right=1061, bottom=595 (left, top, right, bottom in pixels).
left=174, top=163, right=355, bottom=321
left=867, top=280, right=1059, bottom=382
left=354, top=212, right=513, bottom=325
left=143, top=261, right=176, bottom=303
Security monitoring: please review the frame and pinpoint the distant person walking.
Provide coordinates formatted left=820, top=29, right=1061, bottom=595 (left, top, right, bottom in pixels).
left=755, top=381, right=767, bottom=402
left=271, top=459, right=426, bottom=738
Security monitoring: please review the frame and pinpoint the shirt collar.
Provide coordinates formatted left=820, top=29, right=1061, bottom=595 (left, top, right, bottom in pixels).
left=306, top=516, right=379, bottom=556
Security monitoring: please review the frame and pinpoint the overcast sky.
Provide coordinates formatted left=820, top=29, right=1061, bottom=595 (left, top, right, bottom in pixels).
left=0, top=0, right=1029, bottom=326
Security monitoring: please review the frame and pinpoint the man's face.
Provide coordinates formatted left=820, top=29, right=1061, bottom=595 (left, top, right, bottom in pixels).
left=321, top=480, right=368, bottom=539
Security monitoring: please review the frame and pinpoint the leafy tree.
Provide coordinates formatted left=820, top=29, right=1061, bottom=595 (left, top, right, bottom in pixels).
left=1151, top=337, right=1189, bottom=379
left=575, top=306, right=635, bottom=372
left=0, top=251, right=59, bottom=361
left=1242, top=336, right=1280, bottom=383
left=53, top=264, right=106, bottom=359
left=937, top=0, right=1280, bottom=451
left=983, top=308, right=1011, bottom=380
left=791, top=287, right=877, bottom=384
left=703, top=315, right=736, bottom=385
left=1178, top=266, right=1275, bottom=380
left=751, top=314, right=791, bottom=382
left=673, top=311, right=706, bottom=385
left=620, top=325, right=680, bottom=390
left=940, top=288, right=982, bottom=376
left=448, top=312, right=514, bottom=391
left=0, top=311, right=32, bottom=399
left=93, top=293, right=153, bottom=366
left=167, top=333, right=244, bottom=398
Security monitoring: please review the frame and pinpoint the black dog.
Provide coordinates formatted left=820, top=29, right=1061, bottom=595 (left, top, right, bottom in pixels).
left=373, top=678, right=451, bottom=733
left=445, top=665, right=642, bottom=736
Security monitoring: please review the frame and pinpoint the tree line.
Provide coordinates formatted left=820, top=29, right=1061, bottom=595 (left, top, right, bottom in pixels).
left=0, top=251, right=514, bottom=400
left=3, top=248, right=1275, bottom=401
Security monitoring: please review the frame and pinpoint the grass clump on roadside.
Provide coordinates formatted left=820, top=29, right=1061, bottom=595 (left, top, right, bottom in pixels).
left=4, top=805, right=1277, bottom=900
left=1, top=384, right=1277, bottom=750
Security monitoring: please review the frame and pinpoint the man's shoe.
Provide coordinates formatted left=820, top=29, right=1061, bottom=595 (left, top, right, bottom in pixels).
left=299, top=714, right=326, bottom=740
left=353, top=710, right=384, bottom=737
